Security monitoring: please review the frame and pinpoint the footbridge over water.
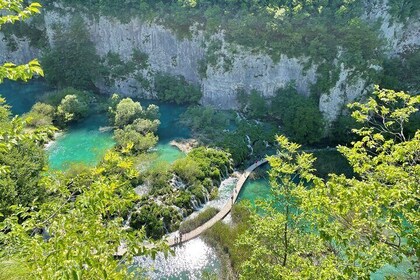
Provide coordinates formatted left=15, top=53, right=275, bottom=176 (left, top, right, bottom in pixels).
left=167, top=159, right=268, bottom=246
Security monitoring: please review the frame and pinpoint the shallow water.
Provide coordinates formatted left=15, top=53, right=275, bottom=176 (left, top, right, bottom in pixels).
left=47, top=114, right=115, bottom=170
left=136, top=238, right=221, bottom=280
left=0, top=80, right=190, bottom=169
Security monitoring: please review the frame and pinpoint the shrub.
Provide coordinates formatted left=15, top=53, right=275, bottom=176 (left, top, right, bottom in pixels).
left=114, top=98, right=143, bottom=127
left=56, top=94, right=89, bottom=124
left=24, top=102, right=55, bottom=128
left=179, top=207, right=219, bottom=234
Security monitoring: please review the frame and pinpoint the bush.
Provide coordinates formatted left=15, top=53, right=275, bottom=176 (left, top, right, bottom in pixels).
left=114, top=128, right=158, bottom=153
left=56, top=94, right=89, bottom=124
left=179, top=207, right=219, bottom=234
left=24, top=103, right=55, bottom=128
left=114, top=98, right=143, bottom=127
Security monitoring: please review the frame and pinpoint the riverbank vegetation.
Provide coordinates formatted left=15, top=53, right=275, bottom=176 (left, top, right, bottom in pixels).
left=179, top=207, right=218, bottom=234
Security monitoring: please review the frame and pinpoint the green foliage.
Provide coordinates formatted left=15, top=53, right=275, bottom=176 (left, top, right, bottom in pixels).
left=0, top=97, right=52, bottom=215
left=0, top=156, right=166, bottom=279
left=1, top=17, right=48, bottom=50
left=111, top=97, right=161, bottom=154
left=0, top=1, right=42, bottom=27
left=247, top=90, right=267, bottom=119
left=0, top=4, right=164, bottom=278
left=115, top=128, right=158, bottom=153
left=23, top=102, right=55, bottom=128
left=0, top=137, right=47, bottom=216
left=173, top=147, right=232, bottom=185
left=270, top=85, right=324, bottom=144
left=379, top=47, right=420, bottom=93
left=202, top=203, right=253, bottom=273
left=155, top=73, right=202, bottom=104
left=56, top=94, right=89, bottom=124
left=113, top=98, right=144, bottom=127
left=388, top=0, right=420, bottom=22
left=41, top=16, right=101, bottom=90
left=181, top=106, right=231, bottom=134
left=179, top=207, right=218, bottom=234
left=234, top=86, right=420, bottom=279
left=102, top=50, right=149, bottom=86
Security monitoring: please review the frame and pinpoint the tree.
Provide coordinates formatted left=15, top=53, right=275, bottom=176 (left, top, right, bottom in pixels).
left=237, top=136, right=342, bottom=279
left=41, top=16, right=100, bottom=90
left=237, top=86, right=420, bottom=279
left=303, top=87, right=420, bottom=278
left=114, top=127, right=158, bottom=153
left=24, top=102, right=55, bottom=128
left=0, top=1, right=43, bottom=83
left=56, top=94, right=89, bottom=124
left=155, top=73, right=202, bottom=104
left=114, top=98, right=143, bottom=127
left=247, top=90, right=267, bottom=119
left=0, top=3, right=163, bottom=278
left=0, top=157, right=167, bottom=279
left=270, top=85, right=324, bottom=144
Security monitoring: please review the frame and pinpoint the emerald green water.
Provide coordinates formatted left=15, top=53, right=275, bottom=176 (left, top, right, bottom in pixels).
left=3, top=81, right=411, bottom=279
left=47, top=114, right=115, bottom=170
left=0, top=81, right=190, bottom=169
left=0, top=79, right=50, bottom=115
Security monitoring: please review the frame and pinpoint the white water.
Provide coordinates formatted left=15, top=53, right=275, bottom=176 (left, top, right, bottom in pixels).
left=245, top=135, right=253, bottom=155
left=186, top=177, right=237, bottom=220
left=134, top=238, right=221, bottom=280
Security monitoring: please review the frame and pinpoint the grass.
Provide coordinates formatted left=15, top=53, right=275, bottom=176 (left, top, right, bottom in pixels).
left=179, top=207, right=219, bottom=234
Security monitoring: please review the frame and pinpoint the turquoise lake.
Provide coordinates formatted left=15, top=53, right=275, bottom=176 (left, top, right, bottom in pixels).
left=0, top=80, right=189, bottom=169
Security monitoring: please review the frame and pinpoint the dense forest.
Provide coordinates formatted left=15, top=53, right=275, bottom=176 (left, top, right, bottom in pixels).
left=0, top=0, right=419, bottom=279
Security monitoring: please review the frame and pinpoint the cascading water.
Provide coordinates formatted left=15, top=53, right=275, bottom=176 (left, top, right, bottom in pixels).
left=245, top=135, right=254, bottom=155
left=170, top=174, right=187, bottom=189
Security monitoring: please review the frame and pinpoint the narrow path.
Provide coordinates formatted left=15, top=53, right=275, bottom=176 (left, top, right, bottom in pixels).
left=167, top=159, right=268, bottom=246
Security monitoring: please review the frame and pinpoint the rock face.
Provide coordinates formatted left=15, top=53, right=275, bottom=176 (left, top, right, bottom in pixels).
left=363, top=0, right=420, bottom=56
left=0, top=1, right=418, bottom=124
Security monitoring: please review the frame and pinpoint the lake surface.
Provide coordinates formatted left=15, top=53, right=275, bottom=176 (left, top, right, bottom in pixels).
left=0, top=80, right=190, bottom=169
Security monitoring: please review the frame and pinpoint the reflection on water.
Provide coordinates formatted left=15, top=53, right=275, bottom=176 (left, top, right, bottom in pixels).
left=135, top=238, right=220, bottom=280
left=0, top=79, right=50, bottom=115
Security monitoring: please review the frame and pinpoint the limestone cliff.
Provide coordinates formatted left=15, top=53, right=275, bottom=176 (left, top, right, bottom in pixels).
left=0, top=0, right=418, bottom=124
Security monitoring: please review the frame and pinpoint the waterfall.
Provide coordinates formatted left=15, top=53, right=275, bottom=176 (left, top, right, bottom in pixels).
left=245, top=135, right=254, bottom=155
left=203, top=188, right=210, bottom=204
left=170, top=174, right=186, bottom=189
left=162, top=220, right=169, bottom=234
left=123, top=210, right=133, bottom=228
left=190, top=197, right=200, bottom=210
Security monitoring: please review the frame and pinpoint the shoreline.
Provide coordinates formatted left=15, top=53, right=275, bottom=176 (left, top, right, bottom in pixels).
left=44, top=131, right=64, bottom=149
left=169, top=138, right=199, bottom=153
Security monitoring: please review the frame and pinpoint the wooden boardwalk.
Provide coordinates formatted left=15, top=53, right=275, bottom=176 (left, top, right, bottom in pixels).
left=166, top=159, right=268, bottom=246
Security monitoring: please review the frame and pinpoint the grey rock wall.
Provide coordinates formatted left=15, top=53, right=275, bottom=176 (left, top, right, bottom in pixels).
left=1, top=1, right=418, bottom=124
